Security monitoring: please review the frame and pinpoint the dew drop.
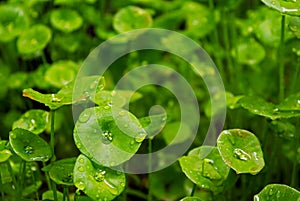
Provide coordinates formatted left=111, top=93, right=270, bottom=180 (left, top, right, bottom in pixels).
left=76, top=143, right=82, bottom=149
left=269, top=188, right=274, bottom=196
left=297, top=100, right=300, bottom=104
left=78, top=111, right=91, bottom=123
left=76, top=181, right=86, bottom=190
left=51, top=94, right=61, bottom=102
left=10, top=132, right=16, bottom=139
left=79, top=158, right=84, bottom=163
left=104, top=105, right=110, bottom=110
left=276, top=190, right=281, bottom=199
left=124, top=124, right=128, bottom=128
left=121, top=182, right=125, bottom=187
left=135, top=132, right=146, bottom=143
left=78, top=166, right=84, bottom=172
left=101, top=131, right=113, bottom=144
left=94, top=169, right=106, bottom=182
left=119, top=111, right=126, bottom=116
left=29, top=119, right=36, bottom=131
left=110, top=161, right=116, bottom=166
left=104, top=179, right=118, bottom=195
left=233, top=148, right=251, bottom=161
left=24, top=145, right=34, bottom=155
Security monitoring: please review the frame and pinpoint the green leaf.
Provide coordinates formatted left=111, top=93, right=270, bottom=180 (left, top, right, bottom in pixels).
left=239, top=96, right=300, bottom=120
left=9, top=128, right=52, bottom=162
left=42, top=190, right=64, bottom=201
left=232, top=38, right=266, bottom=65
left=254, top=184, right=300, bottom=200
left=23, top=76, right=105, bottom=110
left=12, top=109, right=49, bottom=135
left=113, top=6, right=153, bottom=33
left=289, top=16, right=300, bottom=38
left=278, top=92, right=300, bottom=111
left=161, top=122, right=192, bottom=144
left=49, top=158, right=76, bottom=186
left=45, top=60, right=79, bottom=88
left=217, top=129, right=265, bottom=175
left=226, top=92, right=244, bottom=109
left=50, top=8, right=83, bottom=33
left=178, top=146, right=230, bottom=194
left=180, top=197, right=203, bottom=201
left=74, top=106, right=146, bottom=167
left=0, top=140, right=12, bottom=163
left=91, top=90, right=142, bottom=108
left=261, top=0, right=300, bottom=16
left=17, top=24, right=52, bottom=54
left=0, top=5, right=28, bottom=42
left=139, top=113, right=167, bottom=138
left=73, top=154, right=126, bottom=201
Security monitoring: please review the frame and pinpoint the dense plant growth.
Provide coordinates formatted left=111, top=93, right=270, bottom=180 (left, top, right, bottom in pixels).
left=0, top=0, right=300, bottom=201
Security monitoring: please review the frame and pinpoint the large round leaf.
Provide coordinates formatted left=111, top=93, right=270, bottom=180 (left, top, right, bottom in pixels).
left=261, top=0, right=300, bottom=16
left=45, top=60, right=79, bottom=88
left=9, top=128, right=52, bottom=162
left=49, top=157, right=76, bottom=186
left=17, top=24, right=51, bottom=54
left=50, top=8, right=83, bottom=33
left=180, top=197, right=203, bottom=201
left=217, top=129, right=265, bottom=175
left=12, top=109, right=49, bottom=135
left=0, top=5, right=28, bottom=42
left=74, top=154, right=126, bottom=201
left=113, top=6, right=152, bottom=33
left=74, top=106, right=146, bottom=167
left=254, top=184, right=300, bottom=200
left=178, top=146, right=230, bottom=194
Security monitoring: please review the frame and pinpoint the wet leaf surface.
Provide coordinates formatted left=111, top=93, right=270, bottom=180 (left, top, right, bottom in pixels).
left=217, top=129, right=265, bottom=175
left=50, top=8, right=83, bottom=33
left=74, top=154, right=125, bottom=201
left=254, top=184, right=300, bottom=200
left=261, top=0, right=300, bottom=16
left=49, top=157, right=76, bottom=186
left=9, top=128, right=52, bottom=162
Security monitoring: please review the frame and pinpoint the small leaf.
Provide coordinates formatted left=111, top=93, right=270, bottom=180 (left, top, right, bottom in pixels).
left=278, top=92, right=300, bottom=111
left=74, top=106, right=146, bottom=167
left=0, top=140, right=12, bottom=162
left=49, top=158, right=76, bottom=186
left=0, top=5, right=28, bottom=42
left=42, top=190, right=64, bottom=201
left=113, top=6, right=152, bottom=33
left=50, top=8, right=83, bottom=33
left=254, top=184, right=300, bottom=200
left=73, top=154, right=126, bottom=201
left=226, top=92, right=244, bottom=109
left=261, top=0, right=300, bottom=16
left=178, top=146, right=230, bottom=194
left=45, top=60, right=79, bottom=88
left=12, top=109, right=49, bottom=135
left=9, top=128, right=52, bottom=162
left=17, top=24, right=52, bottom=54
left=217, top=129, right=265, bottom=175
left=239, top=96, right=300, bottom=120
left=139, top=113, right=167, bottom=138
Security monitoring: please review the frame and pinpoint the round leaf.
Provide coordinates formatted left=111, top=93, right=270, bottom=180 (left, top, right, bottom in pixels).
left=113, top=6, right=153, bottom=33
left=17, top=24, right=52, bottom=54
left=12, top=109, right=49, bottom=135
left=0, top=5, right=28, bottom=42
left=74, top=154, right=126, bottom=201
left=178, top=146, right=230, bottom=194
left=45, top=60, right=79, bottom=88
left=9, top=128, right=52, bottom=162
left=42, top=190, right=64, bottom=201
left=74, top=106, right=146, bottom=167
left=50, top=8, right=83, bottom=33
left=217, top=129, right=265, bottom=175
left=49, top=158, right=76, bottom=186
left=0, top=140, right=12, bottom=162
left=261, top=0, right=300, bottom=16
left=254, top=184, right=300, bottom=200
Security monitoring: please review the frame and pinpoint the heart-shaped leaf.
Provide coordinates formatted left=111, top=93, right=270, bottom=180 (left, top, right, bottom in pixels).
left=217, top=129, right=265, bottom=175
left=12, top=109, right=49, bottom=135
left=74, top=106, right=146, bottom=167
left=254, top=184, right=300, bottom=200
left=9, top=128, right=52, bottom=162
left=73, top=154, right=126, bottom=201
left=178, top=146, right=230, bottom=194
left=49, top=157, right=76, bottom=186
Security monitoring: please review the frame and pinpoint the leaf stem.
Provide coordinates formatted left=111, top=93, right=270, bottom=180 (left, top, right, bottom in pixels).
left=0, top=170, right=5, bottom=201
left=63, top=186, right=70, bottom=201
left=190, top=183, right=196, bottom=196
left=126, top=189, right=148, bottom=200
left=279, top=15, right=286, bottom=102
left=43, top=162, right=52, bottom=190
left=50, top=110, right=56, bottom=162
left=52, top=180, right=58, bottom=201
left=148, top=138, right=152, bottom=201
left=31, top=165, right=40, bottom=201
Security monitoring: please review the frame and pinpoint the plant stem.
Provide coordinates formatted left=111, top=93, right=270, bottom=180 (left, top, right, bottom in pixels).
left=190, top=183, right=196, bottom=196
left=148, top=138, right=152, bottom=201
left=63, top=186, right=70, bottom=201
left=289, top=57, right=300, bottom=95
left=6, top=161, right=17, bottom=189
left=290, top=162, right=298, bottom=187
left=126, top=189, right=148, bottom=200
left=31, top=165, right=40, bottom=201
left=43, top=162, right=52, bottom=190
left=52, top=180, right=58, bottom=201
left=18, top=160, right=26, bottom=199
left=50, top=110, right=56, bottom=162
left=0, top=170, right=4, bottom=201
left=279, top=15, right=286, bottom=102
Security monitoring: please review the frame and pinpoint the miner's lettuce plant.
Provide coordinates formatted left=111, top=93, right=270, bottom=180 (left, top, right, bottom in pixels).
left=0, top=0, right=300, bottom=201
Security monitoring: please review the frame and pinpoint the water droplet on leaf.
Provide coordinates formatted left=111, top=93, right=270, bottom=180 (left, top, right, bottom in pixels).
left=51, top=94, right=61, bottom=102
left=94, top=169, right=106, bottom=182
left=76, top=181, right=86, bottom=190
left=78, top=166, right=84, bottom=172
left=135, top=132, right=146, bottom=143
left=24, top=145, right=34, bottom=155
left=101, top=131, right=113, bottom=144
left=79, top=111, right=91, bottom=123
left=233, top=148, right=251, bottom=161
